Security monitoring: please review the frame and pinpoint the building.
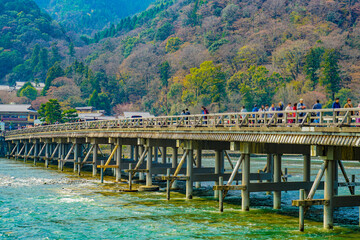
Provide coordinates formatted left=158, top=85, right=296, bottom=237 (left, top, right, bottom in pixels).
left=0, top=104, right=39, bottom=130
left=75, top=106, right=114, bottom=121
left=15, top=81, right=45, bottom=91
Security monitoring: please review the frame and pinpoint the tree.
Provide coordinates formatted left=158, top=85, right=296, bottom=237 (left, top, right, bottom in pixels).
left=304, top=47, right=324, bottom=88
left=38, top=99, right=62, bottom=124
left=320, top=49, right=341, bottom=100
left=221, top=4, right=240, bottom=24
left=62, top=109, right=78, bottom=122
left=88, top=90, right=99, bottom=108
left=182, top=61, right=226, bottom=106
left=166, top=37, right=182, bottom=53
left=19, top=84, right=38, bottom=100
left=69, top=42, right=75, bottom=57
left=159, top=61, right=170, bottom=87
left=42, top=62, right=64, bottom=95
left=155, top=22, right=174, bottom=41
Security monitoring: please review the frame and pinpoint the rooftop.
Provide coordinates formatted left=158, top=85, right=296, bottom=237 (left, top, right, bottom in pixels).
left=0, top=104, right=37, bottom=113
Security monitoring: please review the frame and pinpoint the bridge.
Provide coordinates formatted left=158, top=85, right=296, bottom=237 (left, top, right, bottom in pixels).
left=4, top=107, right=360, bottom=231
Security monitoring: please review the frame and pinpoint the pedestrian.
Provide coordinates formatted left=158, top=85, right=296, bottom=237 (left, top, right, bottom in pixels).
left=297, top=98, right=306, bottom=122
left=312, top=99, right=322, bottom=123
left=201, top=106, right=209, bottom=124
left=277, top=101, right=284, bottom=123
left=185, top=108, right=191, bottom=115
left=268, top=103, right=275, bottom=118
left=181, top=110, right=186, bottom=115
left=285, top=103, right=293, bottom=124
left=332, top=97, right=341, bottom=118
left=344, top=98, right=354, bottom=115
left=356, top=103, right=360, bottom=125
left=251, top=104, right=259, bottom=124
left=259, top=105, right=265, bottom=123
left=240, top=106, right=247, bottom=119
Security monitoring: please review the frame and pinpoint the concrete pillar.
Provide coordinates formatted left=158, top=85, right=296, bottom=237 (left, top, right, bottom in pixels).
left=136, top=145, right=144, bottom=181
left=214, top=150, right=224, bottom=198
left=45, top=143, right=49, bottom=168
left=15, top=143, right=20, bottom=160
left=154, top=147, right=158, bottom=163
left=172, top=147, right=178, bottom=168
left=130, top=145, right=134, bottom=160
left=34, top=143, right=38, bottom=165
left=186, top=149, right=194, bottom=199
left=273, top=154, right=282, bottom=209
left=324, top=160, right=334, bottom=229
left=266, top=154, right=273, bottom=194
left=334, top=160, right=338, bottom=196
left=146, top=147, right=152, bottom=186
left=24, top=142, right=28, bottom=162
left=58, top=143, right=62, bottom=169
left=92, top=144, right=98, bottom=176
left=116, top=144, right=122, bottom=182
left=242, top=153, right=250, bottom=211
left=303, top=154, right=311, bottom=196
left=195, top=148, right=202, bottom=188
left=161, top=147, right=167, bottom=164
left=74, top=143, right=79, bottom=172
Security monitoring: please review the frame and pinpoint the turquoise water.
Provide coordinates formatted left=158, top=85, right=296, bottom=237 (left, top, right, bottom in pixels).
left=1, top=158, right=360, bottom=239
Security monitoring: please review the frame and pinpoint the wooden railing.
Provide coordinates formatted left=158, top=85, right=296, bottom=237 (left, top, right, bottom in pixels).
left=5, top=107, right=360, bottom=136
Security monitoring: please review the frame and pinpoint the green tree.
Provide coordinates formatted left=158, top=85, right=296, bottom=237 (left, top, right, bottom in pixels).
left=320, top=49, right=341, bottom=100
left=88, top=90, right=99, bottom=107
left=165, top=37, right=182, bottom=53
left=62, top=109, right=78, bottom=122
left=159, top=61, right=170, bottom=87
left=155, top=22, right=174, bottom=41
left=38, top=99, right=62, bottom=124
left=182, top=61, right=226, bottom=106
left=304, top=47, right=324, bottom=88
left=42, top=62, right=64, bottom=95
left=69, top=42, right=75, bottom=57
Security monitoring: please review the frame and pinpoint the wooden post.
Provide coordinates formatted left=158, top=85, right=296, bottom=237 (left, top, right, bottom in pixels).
left=266, top=154, right=273, bottom=194
left=273, top=154, right=282, bottom=209
left=324, top=160, right=334, bottom=229
left=100, top=160, right=104, bottom=183
left=166, top=168, right=171, bottom=200
left=195, top=148, right=202, bottom=189
left=186, top=149, right=194, bottom=200
left=242, top=154, right=250, bottom=211
left=60, top=155, right=64, bottom=171
left=93, top=144, right=98, bottom=176
left=219, top=176, right=224, bottom=212
left=299, top=189, right=305, bottom=232
left=154, top=147, right=158, bottom=163
left=146, top=146, right=152, bottom=186
left=24, top=142, right=28, bottom=162
left=130, top=145, right=134, bottom=160
left=116, top=144, right=122, bottom=182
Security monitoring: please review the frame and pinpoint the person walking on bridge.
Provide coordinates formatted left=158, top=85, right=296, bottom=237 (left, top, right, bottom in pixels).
left=297, top=98, right=306, bottom=123
left=332, top=98, right=341, bottom=119
left=285, top=103, right=293, bottom=124
left=312, top=100, right=322, bottom=123
left=201, top=106, right=209, bottom=124
left=344, top=98, right=354, bottom=115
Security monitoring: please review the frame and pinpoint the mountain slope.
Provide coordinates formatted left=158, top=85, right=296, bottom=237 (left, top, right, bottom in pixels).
left=34, top=0, right=156, bottom=34
left=0, top=0, right=67, bottom=84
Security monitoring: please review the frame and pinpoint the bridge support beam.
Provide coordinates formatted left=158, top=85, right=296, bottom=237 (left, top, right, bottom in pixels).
left=172, top=147, right=178, bottom=189
left=147, top=146, right=152, bottom=186
left=45, top=142, right=49, bottom=168
left=214, top=149, right=224, bottom=198
left=93, top=144, right=98, bottom=176
left=266, top=154, right=273, bottom=194
left=273, top=154, right=282, bottom=209
left=186, top=149, right=194, bottom=200
left=303, top=154, right=311, bottom=196
left=116, top=143, right=122, bottom=182
left=161, top=147, right=167, bottom=164
left=242, top=153, right=250, bottom=211
left=195, top=148, right=202, bottom=189
left=34, top=142, right=38, bottom=165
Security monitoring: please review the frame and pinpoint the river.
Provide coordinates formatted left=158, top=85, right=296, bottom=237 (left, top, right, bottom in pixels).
left=1, top=157, right=359, bottom=239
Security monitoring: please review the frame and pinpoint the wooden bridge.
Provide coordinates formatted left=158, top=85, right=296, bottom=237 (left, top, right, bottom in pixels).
left=4, top=107, right=360, bottom=231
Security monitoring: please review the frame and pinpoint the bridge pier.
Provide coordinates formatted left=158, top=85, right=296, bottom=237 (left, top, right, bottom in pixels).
left=214, top=149, right=224, bottom=198
left=93, top=144, right=98, bottom=176
left=242, top=153, right=250, bottom=211
left=45, top=142, right=49, bottom=168
left=116, top=141, right=122, bottom=182
left=34, top=141, right=38, bottom=165
left=266, top=154, right=273, bottom=194
left=24, top=141, right=28, bottom=162
left=146, top=146, right=152, bottom=186
left=303, top=154, right=311, bottom=196
left=195, top=148, right=202, bottom=189
left=186, top=148, right=194, bottom=200
left=161, top=147, right=166, bottom=164
left=273, top=154, right=282, bottom=209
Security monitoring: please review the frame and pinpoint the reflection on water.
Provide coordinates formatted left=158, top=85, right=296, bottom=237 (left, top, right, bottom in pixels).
left=0, top=157, right=359, bottom=239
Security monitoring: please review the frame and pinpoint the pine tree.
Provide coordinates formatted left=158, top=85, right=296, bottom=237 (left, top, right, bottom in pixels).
left=304, top=47, right=324, bottom=88
left=320, top=49, right=341, bottom=100
left=69, top=42, right=75, bottom=57
left=160, top=61, right=170, bottom=87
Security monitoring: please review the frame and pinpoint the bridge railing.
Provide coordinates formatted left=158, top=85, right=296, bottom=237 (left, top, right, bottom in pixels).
left=5, top=107, right=360, bottom=136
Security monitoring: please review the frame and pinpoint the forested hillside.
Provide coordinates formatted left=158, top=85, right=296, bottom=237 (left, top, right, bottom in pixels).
left=2, top=0, right=360, bottom=117
left=34, top=0, right=155, bottom=34
left=0, top=0, right=67, bottom=85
